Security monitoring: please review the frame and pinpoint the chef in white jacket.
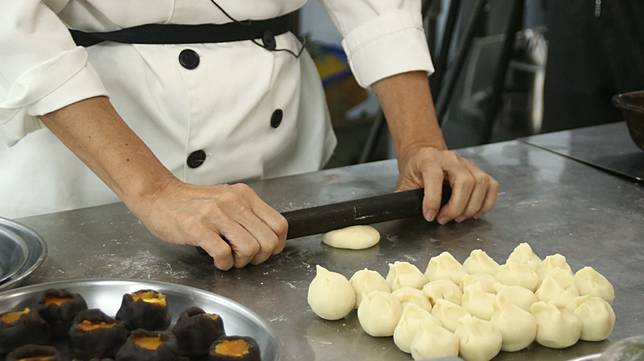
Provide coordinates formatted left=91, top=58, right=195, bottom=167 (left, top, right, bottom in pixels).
left=0, top=0, right=499, bottom=270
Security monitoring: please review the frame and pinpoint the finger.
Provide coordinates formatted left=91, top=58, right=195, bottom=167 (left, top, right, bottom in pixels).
left=231, top=208, right=279, bottom=265
left=217, top=220, right=261, bottom=269
left=437, top=165, right=475, bottom=225
left=474, top=177, right=500, bottom=219
left=197, top=231, right=234, bottom=271
left=457, top=162, right=490, bottom=222
left=421, top=168, right=444, bottom=222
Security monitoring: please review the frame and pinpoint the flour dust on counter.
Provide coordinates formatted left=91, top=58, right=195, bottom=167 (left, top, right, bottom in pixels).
left=304, top=242, right=618, bottom=361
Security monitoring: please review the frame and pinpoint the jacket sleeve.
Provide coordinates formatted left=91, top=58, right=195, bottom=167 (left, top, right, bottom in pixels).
left=0, top=1, right=108, bottom=141
left=318, top=0, right=434, bottom=88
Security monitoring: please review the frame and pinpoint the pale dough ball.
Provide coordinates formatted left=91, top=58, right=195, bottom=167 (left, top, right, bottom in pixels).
left=386, top=261, right=427, bottom=290
left=494, top=283, right=537, bottom=311
left=422, top=280, right=463, bottom=305
left=574, top=266, right=615, bottom=303
left=496, top=263, right=540, bottom=291
left=462, top=273, right=497, bottom=294
left=506, top=242, right=541, bottom=271
left=531, top=301, right=582, bottom=348
left=357, top=290, right=402, bottom=337
left=392, top=287, right=432, bottom=312
left=535, top=274, right=578, bottom=310
left=393, top=303, right=438, bottom=353
left=462, top=283, right=496, bottom=320
left=307, top=265, right=356, bottom=320
left=491, top=297, right=537, bottom=352
left=410, top=319, right=459, bottom=360
left=350, top=268, right=390, bottom=308
left=432, top=299, right=471, bottom=332
left=455, top=315, right=502, bottom=361
left=538, top=254, right=573, bottom=280
left=544, top=267, right=576, bottom=289
left=574, top=295, right=616, bottom=341
left=322, top=225, right=380, bottom=250
left=425, top=251, right=466, bottom=286
left=463, top=249, right=500, bottom=275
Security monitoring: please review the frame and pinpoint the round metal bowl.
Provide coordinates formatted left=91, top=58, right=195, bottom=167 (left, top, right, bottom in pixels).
left=0, top=217, right=47, bottom=291
left=613, top=91, right=644, bottom=151
left=0, top=279, right=280, bottom=361
left=0, top=227, right=28, bottom=284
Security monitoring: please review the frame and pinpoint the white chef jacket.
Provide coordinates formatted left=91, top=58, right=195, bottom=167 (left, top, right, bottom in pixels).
left=0, top=0, right=434, bottom=218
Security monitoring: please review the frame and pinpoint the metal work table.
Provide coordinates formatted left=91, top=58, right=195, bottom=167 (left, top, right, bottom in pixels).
left=16, top=139, right=644, bottom=361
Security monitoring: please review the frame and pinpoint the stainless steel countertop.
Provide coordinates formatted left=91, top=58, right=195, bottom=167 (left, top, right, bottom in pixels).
left=16, top=140, right=644, bottom=361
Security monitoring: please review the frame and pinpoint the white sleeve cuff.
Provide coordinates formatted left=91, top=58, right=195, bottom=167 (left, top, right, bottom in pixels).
left=342, top=10, right=435, bottom=88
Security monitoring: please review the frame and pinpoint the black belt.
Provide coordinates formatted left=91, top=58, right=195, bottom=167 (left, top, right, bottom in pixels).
left=70, top=11, right=297, bottom=47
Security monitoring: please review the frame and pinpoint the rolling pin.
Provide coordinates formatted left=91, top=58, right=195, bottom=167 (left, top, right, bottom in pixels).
left=284, top=183, right=452, bottom=239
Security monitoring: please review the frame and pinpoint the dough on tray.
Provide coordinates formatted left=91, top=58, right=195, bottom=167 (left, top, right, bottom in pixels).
left=535, top=274, right=578, bottom=310
left=455, top=315, right=502, bottom=361
left=307, top=266, right=355, bottom=320
left=574, top=295, right=616, bottom=341
left=425, top=252, right=466, bottom=286
left=322, top=225, right=380, bottom=250
left=574, top=266, right=615, bottom=303
left=422, top=280, right=463, bottom=306
left=462, top=274, right=497, bottom=294
left=349, top=269, right=390, bottom=309
left=393, top=303, right=437, bottom=353
left=386, top=261, right=427, bottom=290
left=495, top=263, right=539, bottom=291
left=494, top=283, right=537, bottom=312
left=506, top=242, right=541, bottom=271
left=531, top=301, right=582, bottom=349
left=462, top=283, right=496, bottom=320
left=463, top=249, right=500, bottom=275
left=357, top=290, right=402, bottom=337
left=538, top=254, right=574, bottom=280
left=392, top=287, right=432, bottom=312
left=410, top=319, right=459, bottom=360
left=491, top=296, right=537, bottom=352
left=431, top=299, right=470, bottom=332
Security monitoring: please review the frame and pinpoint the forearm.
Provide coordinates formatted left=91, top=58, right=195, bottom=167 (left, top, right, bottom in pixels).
left=40, top=96, right=177, bottom=209
left=372, top=71, right=447, bottom=156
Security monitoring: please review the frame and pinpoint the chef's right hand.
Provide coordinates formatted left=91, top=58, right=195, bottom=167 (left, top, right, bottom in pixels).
left=135, top=179, right=288, bottom=271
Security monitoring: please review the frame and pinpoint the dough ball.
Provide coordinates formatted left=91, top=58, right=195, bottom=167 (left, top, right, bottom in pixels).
left=392, top=287, right=432, bottom=312
left=463, top=249, right=500, bottom=275
left=462, top=274, right=497, bottom=294
left=574, top=296, right=615, bottom=341
left=350, top=269, right=390, bottom=308
left=432, top=299, right=470, bottom=332
left=307, top=265, right=355, bottom=320
left=422, top=280, right=463, bottom=306
left=535, top=274, right=578, bottom=310
left=530, top=301, right=582, bottom=349
left=544, top=267, right=576, bottom=289
left=495, top=263, right=539, bottom=291
left=506, top=242, right=541, bottom=271
left=386, top=261, right=427, bottom=290
left=494, top=283, right=537, bottom=311
left=462, top=283, right=496, bottom=320
left=455, top=315, right=502, bottom=361
left=322, top=225, right=380, bottom=250
left=574, top=266, right=615, bottom=303
left=393, top=303, right=438, bottom=353
left=357, top=290, right=402, bottom=337
left=538, top=254, right=573, bottom=280
left=491, top=297, right=537, bottom=352
left=410, top=319, right=459, bottom=360
left=425, top=252, right=466, bottom=286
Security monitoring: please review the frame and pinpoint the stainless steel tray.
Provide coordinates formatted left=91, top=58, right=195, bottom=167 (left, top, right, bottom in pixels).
left=0, top=217, right=47, bottom=290
left=0, top=279, right=280, bottom=361
left=569, top=354, right=601, bottom=361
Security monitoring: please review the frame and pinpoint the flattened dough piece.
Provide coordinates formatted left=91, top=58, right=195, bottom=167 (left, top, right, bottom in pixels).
left=322, top=225, right=380, bottom=250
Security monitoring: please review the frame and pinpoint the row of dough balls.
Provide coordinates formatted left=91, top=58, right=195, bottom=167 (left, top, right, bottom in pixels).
left=307, top=243, right=616, bottom=361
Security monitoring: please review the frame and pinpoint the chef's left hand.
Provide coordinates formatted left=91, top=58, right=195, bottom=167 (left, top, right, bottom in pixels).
left=396, top=145, right=499, bottom=225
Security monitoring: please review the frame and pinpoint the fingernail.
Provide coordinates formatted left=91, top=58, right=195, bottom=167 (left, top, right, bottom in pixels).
left=455, top=217, right=466, bottom=223
left=424, top=210, right=437, bottom=222
left=437, top=217, right=449, bottom=225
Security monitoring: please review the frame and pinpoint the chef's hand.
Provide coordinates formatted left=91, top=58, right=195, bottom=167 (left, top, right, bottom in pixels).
left=397, top=146, right=499, bottom=225
left=137, top=179, right=288, bottom=271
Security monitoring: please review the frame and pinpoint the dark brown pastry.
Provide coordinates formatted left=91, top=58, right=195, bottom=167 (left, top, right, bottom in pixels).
left=115, top=329, right=180, bottom=361
left=208, top=336, right=260, bottom=361
left=0, top=307, right=50, bottom=354
left=172, top=307, right=225, bottom=356
left=36, top=288, right=88, bottom=338
left=115, top=290, right=170, bottom=331
left=6, top=344, right=62, bottom=361
left=69, top=309, right=128, bottom=360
